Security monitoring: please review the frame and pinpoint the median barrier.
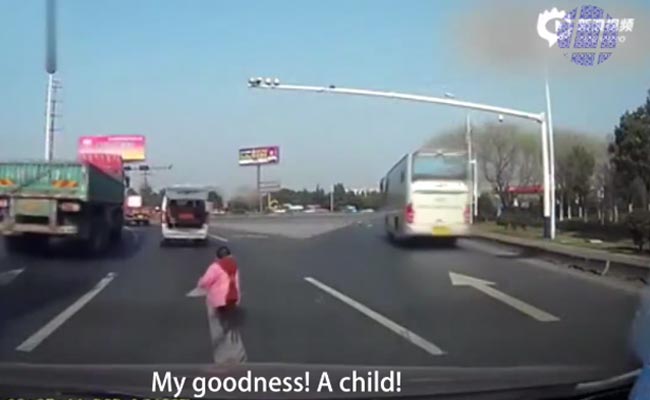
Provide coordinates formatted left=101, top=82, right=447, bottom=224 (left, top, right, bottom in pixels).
left=472, top=230, right=650, bottom=286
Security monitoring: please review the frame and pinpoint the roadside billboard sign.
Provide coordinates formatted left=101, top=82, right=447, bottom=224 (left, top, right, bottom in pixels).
left=78, top=135, right=146, bottom=162
left=238, top=146, right=279, bottom=166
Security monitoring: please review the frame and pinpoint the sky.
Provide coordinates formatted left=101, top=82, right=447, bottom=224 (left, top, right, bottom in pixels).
left=1, top=0, right=649, bottom=196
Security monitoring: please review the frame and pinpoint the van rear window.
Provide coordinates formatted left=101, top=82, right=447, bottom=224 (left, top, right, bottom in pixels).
left=169, top=199, right=205, bottom=208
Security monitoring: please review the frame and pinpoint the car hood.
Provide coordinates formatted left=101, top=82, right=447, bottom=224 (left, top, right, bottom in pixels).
left=0, top=362, right=640, bottom=399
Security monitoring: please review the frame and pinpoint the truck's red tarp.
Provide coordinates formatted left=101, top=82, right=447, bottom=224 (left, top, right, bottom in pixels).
left=79, top=153, right=124, bottom=180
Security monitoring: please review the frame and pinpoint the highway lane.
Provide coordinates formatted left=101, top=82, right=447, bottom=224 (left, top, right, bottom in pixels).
left=0, top=215, right=642, bottom=375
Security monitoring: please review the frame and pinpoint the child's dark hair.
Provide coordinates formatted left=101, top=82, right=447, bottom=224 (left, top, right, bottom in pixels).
left=216, top=246, right=231, bottom=259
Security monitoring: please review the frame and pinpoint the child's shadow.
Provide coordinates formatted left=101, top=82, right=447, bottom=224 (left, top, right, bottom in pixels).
left=209, top=307, right=248, bottom=365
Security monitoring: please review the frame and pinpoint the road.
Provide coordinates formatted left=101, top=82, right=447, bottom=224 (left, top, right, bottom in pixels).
left=0, top=213, right=642, bottom=374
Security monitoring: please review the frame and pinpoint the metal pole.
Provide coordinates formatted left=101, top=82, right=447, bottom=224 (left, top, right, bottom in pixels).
left=252, top=83, right=543, bottom=122
left=466, top=113, right=474, bottom=224
left=256, top=164, right=262, bottom=213
left=330, top=184, right=334, bottom=212
left=540, top=113, right=551, bottom=238
left=472, top=160, right=478, bottom=217
left=545, top=76, right=556, bottom=239
left=44, top=74, right=54, bottom=161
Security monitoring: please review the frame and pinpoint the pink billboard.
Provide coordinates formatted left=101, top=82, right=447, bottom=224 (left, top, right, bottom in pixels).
left=78, top=135, right=146, bottom=162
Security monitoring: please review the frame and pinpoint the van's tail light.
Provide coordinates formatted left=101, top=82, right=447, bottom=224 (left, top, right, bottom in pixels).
left=464, top=205, right=470, bottom=223
left=0, top=198, right=8, bottom=208
left=405, top=203, right=414, bottom=224
left=59, top=202, right=81, bottom=212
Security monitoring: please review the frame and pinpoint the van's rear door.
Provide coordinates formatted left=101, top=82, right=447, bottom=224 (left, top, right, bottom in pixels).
left=167, top=199, right=207, bottom=228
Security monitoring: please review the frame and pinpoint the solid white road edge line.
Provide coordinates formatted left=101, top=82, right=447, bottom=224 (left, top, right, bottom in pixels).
left=304, top=277, right=445, bottom=356
left=16, top=272, right=117, bottom=352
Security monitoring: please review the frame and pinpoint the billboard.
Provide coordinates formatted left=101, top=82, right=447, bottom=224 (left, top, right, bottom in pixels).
left=238, top=146, right=280, bottom=166
left=78, top=135, right=146, bottom=162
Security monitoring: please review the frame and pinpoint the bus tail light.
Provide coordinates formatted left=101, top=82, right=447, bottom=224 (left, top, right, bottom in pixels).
left=405, top=203, right=414, bottom=224
left=464, top=205, right=470, bottom=223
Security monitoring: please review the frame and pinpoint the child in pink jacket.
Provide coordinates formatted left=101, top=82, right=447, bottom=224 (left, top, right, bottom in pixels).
left=198, top=246, right=241, bottom=310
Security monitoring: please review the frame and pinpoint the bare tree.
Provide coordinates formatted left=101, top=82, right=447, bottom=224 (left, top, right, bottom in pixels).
left=475, top=123, right=519, bottom=208
left=516, top=132, right=542, bottom=186
left=420, top=126, right=466, bottom=152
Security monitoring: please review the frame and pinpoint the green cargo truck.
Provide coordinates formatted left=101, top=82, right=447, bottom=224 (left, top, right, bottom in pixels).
left=0, top=161, right=125, bottom=253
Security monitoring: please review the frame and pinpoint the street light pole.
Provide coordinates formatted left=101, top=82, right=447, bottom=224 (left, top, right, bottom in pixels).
left=465, top=113, right=474, bottom=224
left=44, top=0, right=57, bottom=161
left=248, top=78, right=554, bottom=238
left=256, top=164, right=262, bottom=213
left=470, top=159, right=478, bottom=218
left=44, top=74, right=54, bottom=161
left=545, top=76, right=556, bottom=239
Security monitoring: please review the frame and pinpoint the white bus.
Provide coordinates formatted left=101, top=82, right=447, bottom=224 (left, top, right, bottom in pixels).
left=380, top=150, right=470, bottom=243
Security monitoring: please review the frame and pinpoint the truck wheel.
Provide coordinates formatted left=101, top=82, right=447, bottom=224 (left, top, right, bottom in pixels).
left=110, top=225, right=123, bottom=242
left=87, top=221, right=109, bottom=255
left=109, top=212, right=123, bottom=243
left=4, top=236, right=27, bottom=253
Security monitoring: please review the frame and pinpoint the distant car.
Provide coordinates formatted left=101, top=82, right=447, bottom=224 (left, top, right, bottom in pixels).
left=360, top=208, right=375, bottom=213
left=272, top=208, right=287, bottom=214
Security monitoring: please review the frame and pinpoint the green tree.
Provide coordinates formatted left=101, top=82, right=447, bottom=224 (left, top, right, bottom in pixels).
left=477, top=192, right=497, bottom=220
left=313, top=185, right=327, bottom=207
left=273, top=188, right=296, bottom=205
left=333, top=183, right=346, bottom=208
left=228, top=196, right=252, bottom=213
left=207, top=190, right=224, bottom=209
left=138, top=182, right=161, bottom=207
left=609, top=90, right=650, bottom=210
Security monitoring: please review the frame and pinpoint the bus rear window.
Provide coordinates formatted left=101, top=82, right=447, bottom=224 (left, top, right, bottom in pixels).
left=412, top=155, right=467, bottom=181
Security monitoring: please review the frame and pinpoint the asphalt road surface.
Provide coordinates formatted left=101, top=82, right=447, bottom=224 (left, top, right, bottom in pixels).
left=0, top=214, right=642, bottom=374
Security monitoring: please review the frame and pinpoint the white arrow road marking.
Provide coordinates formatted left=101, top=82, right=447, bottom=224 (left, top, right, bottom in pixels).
left=209, top=234, right=229, bottom=243
left=449, top=272, right=560, bottom=322
left=305, top=277, right=445, bottom=356
left=186, top=287, right=247, bottom=363
left=16, top=272, right=117, bottom=352
left=0, top=268, right=24, bottom=286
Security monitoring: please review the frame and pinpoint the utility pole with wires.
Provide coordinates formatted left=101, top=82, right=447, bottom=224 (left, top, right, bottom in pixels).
left=44, top=0, right=58, bottom=161
left=44, top=77, right=62, bottom=161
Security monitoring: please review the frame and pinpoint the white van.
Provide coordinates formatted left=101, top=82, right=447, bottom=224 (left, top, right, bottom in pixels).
left=381, top=150, right=470, bottom=243
left=161, top=186, right=209, bottom=245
